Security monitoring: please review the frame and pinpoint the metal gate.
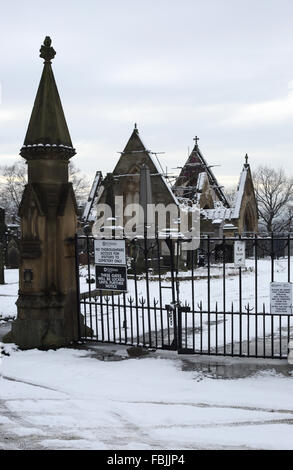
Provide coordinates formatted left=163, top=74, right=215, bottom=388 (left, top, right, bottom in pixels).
left=75, top=234, right=293, bottom=359
left=75, top=235, right=179, bottom=351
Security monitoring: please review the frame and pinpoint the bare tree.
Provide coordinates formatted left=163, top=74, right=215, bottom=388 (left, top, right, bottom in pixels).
left=224, top=184, right=238, bottom=206
left=253, top=166, right=293, bottom=233
left=0, top=160, right=90, bottom=221
left=68, top=162, right=90, bottom=206
left=0, top=162, right=27, bottom=221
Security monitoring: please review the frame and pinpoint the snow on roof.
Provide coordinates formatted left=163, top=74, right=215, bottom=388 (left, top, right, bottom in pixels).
left=87, top=184, right=104, bottom=222
left=196, top=172, right=208, bottom=192
left=233, top=166, right=248, bottom=219
left=195, top=147, right=230, bottom=207
left=201, top=165, right=251, bottom=223
left=82, top=171, right=103, bottom=222
left=201, top=205, right=234, bottom=222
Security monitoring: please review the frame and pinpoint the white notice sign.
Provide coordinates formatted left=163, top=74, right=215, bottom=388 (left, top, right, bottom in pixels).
left=234, top=241, right=246, bottom=268
left=94, top=239, right=126, bottom=266
left=270, top=282, right=292, bottom=315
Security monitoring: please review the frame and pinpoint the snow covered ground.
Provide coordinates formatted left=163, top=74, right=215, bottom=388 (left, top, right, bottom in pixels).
left=0, top=342, right=293, bottom=450
left=1, top=267, right=293, bottom=450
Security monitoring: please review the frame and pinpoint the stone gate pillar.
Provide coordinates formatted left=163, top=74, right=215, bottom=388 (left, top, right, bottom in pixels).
left=6, top=37, right=79, bottom=349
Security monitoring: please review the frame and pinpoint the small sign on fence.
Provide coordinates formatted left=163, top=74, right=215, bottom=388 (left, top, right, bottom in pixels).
left=270, top=282, right=292, bottom=315
left=95, top=265, right=127, bottom=292
left=94, top=239, right=126, bottom=265
left=94, top=239, right=127, bottom=292
left=234, top=241, right=246, bottom=268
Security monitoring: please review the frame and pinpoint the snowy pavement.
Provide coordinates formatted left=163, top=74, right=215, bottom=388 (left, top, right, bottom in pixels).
left=1, top=338, right=293, bottom=450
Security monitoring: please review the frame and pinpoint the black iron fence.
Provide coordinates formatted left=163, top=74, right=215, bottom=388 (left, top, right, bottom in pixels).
left=75, top=234, right=293, bottom=359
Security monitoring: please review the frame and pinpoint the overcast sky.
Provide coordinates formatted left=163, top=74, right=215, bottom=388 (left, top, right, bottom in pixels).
left=1, top=0, right=293, bottom=188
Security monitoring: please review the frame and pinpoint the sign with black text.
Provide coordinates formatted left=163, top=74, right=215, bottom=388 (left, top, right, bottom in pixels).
left=94, top=239, right=126, bottom=266
left=234, top=241, right=246, bottom=268
left=94, top=239, right=127, bottom=292
left=270, top=282, right=292, bottom=315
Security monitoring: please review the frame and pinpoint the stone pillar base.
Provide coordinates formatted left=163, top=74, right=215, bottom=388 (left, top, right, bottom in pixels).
left=10, top=293, right=78, bottom=350
left=11, top=318, right=70, bottom=350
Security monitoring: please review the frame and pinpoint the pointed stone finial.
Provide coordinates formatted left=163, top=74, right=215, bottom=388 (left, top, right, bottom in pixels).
left=40, top=36, right=56, bottom=64
left=134, top=123, right=138, bottom=131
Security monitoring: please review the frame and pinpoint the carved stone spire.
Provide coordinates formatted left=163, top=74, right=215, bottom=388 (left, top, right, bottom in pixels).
left=7, top=37, right=79, bottom=350
left=21, top=36, right=75, bottom=160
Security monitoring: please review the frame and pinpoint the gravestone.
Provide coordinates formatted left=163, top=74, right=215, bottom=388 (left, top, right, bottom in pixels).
left=6, top=238, right=20, bottom=269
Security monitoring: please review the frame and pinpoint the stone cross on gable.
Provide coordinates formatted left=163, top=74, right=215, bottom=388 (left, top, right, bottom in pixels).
left=193, top=136, right=200, bottom=146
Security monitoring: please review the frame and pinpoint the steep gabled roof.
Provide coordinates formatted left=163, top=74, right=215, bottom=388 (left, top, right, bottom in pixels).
left=112, top=125, right=178, bottom=205
left=123, top=125, right=147, bottom=153
left=233, top=157, right=257, bottom=219
left=173, top=141, right=230, bottom=207
left=90, top=126, right=179, bottom=224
